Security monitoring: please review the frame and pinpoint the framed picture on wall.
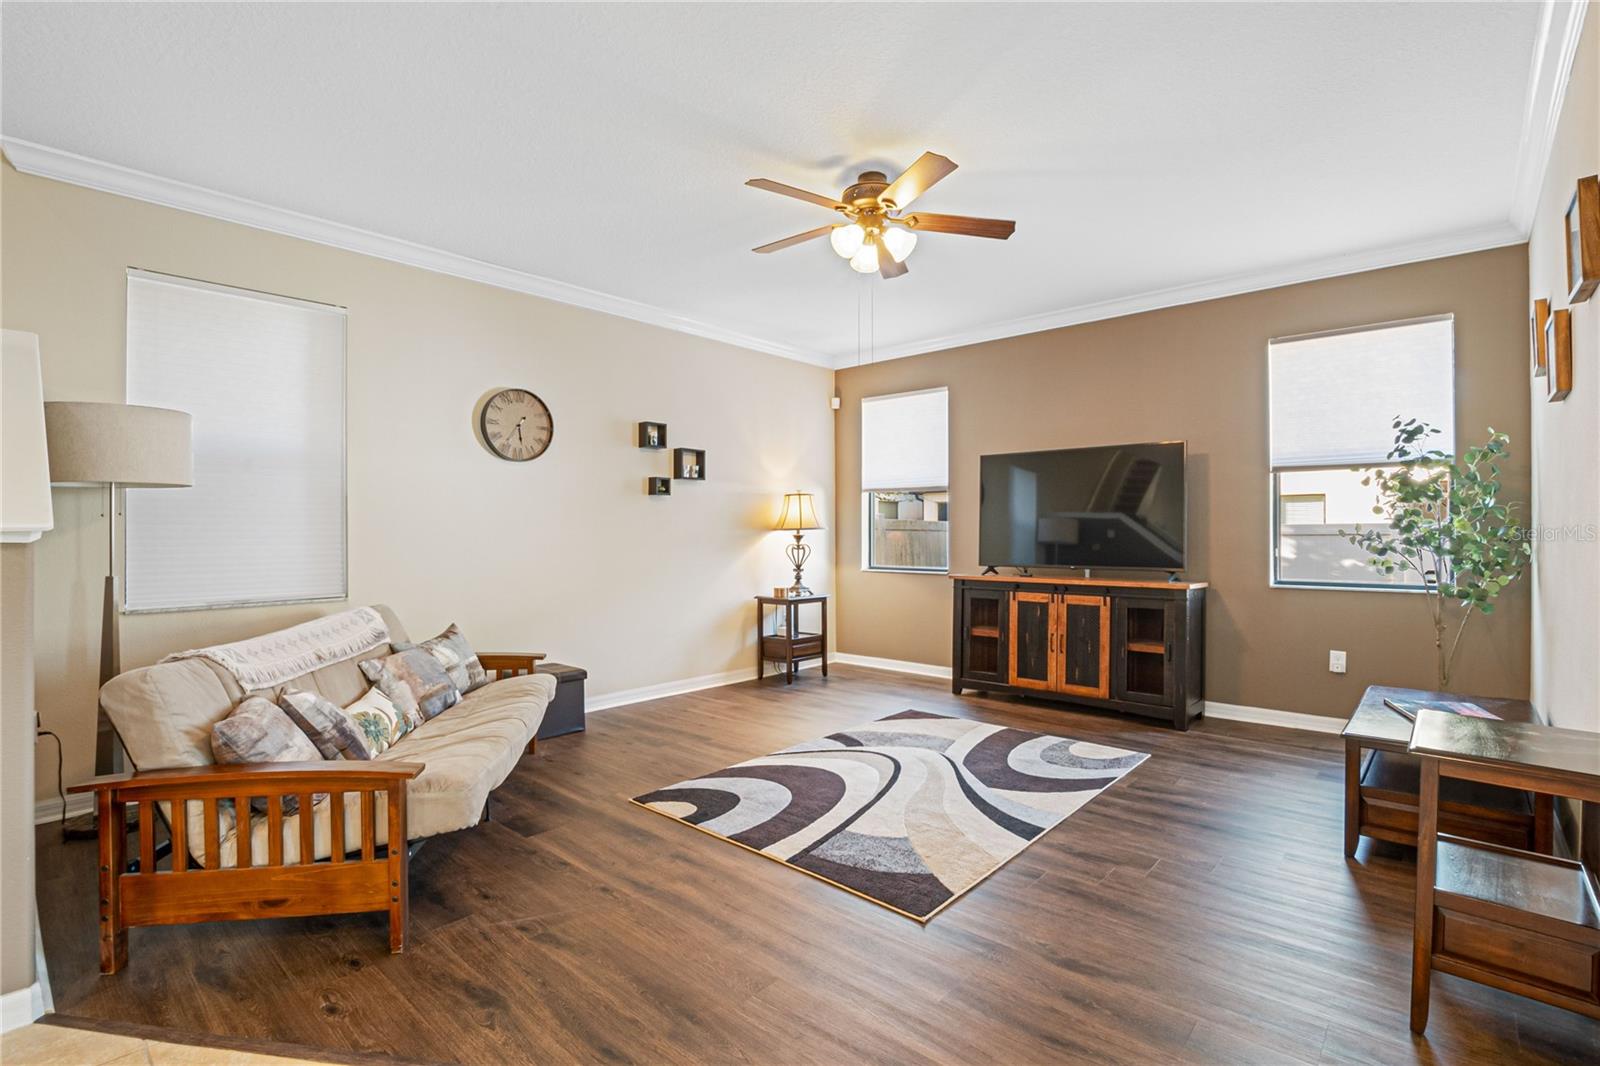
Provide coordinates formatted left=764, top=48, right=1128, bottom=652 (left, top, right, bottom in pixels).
left=1547, top=308, right=1573, bottom=402
left=1530, top=297, right=1550, bottom=377
left=1567, top=175, right=1599, bottom=303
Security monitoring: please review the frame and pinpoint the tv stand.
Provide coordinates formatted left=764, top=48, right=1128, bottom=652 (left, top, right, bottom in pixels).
left=981, top=565, right=1000, bottom=576
left=950, top=573, right=1206, bottom=730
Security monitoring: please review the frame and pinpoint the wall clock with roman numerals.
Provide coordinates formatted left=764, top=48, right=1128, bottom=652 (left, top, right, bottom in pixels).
left=479, top=387, right=553, bottom=462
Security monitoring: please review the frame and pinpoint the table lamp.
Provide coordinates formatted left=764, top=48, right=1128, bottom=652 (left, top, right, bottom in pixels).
left=774, top=492, right=822, bottom=597
left=45, top=400, right=192, bottom=775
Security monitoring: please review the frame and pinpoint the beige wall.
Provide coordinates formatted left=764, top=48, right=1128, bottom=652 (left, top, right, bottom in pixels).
left=0, top=544, right=37, bottom=995
left=835, top=246, right=1532, bottom=719
left=1, top=163, right=834, bottom=804
left=1527, top=12, right=1600, bottom=734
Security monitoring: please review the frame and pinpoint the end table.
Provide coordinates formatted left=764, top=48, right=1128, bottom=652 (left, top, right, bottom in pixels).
left=755, top=594, right=827, bottom=684
left=1409, top=710, right=1600, bottom=1031
left=1342, top=685, right=1554, bottom=857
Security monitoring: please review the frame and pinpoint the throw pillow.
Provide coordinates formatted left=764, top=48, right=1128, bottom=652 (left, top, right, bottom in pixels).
left=211, top=696, right=323, bottom=814
left=343, top=684, right=409, bottom=757
left=277, top=688, right=377, bottom=761
left=359, top=647, right=459, bottom=726
left=396, top=623, right=489, bottom=694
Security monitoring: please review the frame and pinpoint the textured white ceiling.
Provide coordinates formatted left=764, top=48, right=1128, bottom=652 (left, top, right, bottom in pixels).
left=1, top=2, right=1547, bottom=366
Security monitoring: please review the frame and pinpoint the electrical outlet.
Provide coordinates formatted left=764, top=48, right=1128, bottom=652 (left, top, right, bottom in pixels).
left=1329, top=650, right=1347, bottom=674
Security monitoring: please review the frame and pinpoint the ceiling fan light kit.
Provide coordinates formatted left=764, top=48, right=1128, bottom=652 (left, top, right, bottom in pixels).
left=747, top=152, right=1014, bottom=279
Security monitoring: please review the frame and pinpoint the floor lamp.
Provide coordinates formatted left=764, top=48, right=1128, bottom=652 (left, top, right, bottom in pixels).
left=43, top=401, right=192, bottom=778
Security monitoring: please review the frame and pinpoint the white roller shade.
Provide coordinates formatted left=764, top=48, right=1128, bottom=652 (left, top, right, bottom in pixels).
left=124, top=270, right=347, bottom=611
left=862, top=387, right=948, bottom=491
left=1269, top=316, right=1455, bottom=469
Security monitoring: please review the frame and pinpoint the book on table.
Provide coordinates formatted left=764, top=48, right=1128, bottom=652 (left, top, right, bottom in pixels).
left=1382, top=697, right=1501, bottom=723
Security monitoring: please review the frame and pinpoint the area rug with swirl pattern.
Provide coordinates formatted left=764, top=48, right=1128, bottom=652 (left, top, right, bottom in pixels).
left=630, top=711, right=1148, bottom=922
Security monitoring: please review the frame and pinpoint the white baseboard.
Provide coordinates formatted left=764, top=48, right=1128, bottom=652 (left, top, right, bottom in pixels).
left=587, top=659, right=821, bottom=713
left=33, top=912, right=52, bottom=1018
left=832, top=653, right=953, bottom=679
left=0, top=982, right=45, bottom=1033
left=33, top=793, right=94, bottom=827
left=808, top=659, right=1344, bottom=735
left=1202, top=701, right=1346, bottom=734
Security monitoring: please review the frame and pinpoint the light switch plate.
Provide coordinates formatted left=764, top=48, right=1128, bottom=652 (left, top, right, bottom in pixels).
left=1329, top=650, right=1347, bottom=674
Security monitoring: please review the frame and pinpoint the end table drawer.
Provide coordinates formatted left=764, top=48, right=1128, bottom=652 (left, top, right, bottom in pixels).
left=763, top=634, right=822, bottom=657
left=1436, top=906, right=1600, bottom=1002
left=1360, top=750, right=1537, bottom=850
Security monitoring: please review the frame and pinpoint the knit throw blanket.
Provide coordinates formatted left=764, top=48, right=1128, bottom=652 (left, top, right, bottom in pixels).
left=162, top=606, right=391, bottom=691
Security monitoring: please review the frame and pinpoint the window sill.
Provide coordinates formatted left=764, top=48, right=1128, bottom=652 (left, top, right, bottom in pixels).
left=1269, top=580, right=1426, bottom=594
left=862, top=567, right=949, bottom=576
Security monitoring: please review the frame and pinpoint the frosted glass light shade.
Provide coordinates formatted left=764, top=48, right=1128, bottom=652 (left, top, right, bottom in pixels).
left=829, top=223, right=865, bottom=258
left=881, top=226, right=917, bottom=263
left=849, top=242, right=880, bottom=273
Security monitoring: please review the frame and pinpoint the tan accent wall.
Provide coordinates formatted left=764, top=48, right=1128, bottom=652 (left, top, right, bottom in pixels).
left=1, top=162, right=835, bottom=804
left=1, top=544, right=37, bottom=993
left=1527, top=13, right=1600, bottom=734
left=835, top=245, right=1532, bottom=719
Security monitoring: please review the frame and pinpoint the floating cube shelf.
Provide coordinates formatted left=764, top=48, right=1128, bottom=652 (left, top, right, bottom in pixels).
left=638, top=421, right=668, bottom=449
left=673, top=448, right=706, bottom=481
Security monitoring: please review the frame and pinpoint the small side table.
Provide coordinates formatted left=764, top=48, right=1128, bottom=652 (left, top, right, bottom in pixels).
left=1342, top=685, right=1554, bottom=857
left=534, top=662, right=587, bottom=739
left=1409, top=710, right=1600, bottom=1032
left=755, top=594, right=827, bottom=684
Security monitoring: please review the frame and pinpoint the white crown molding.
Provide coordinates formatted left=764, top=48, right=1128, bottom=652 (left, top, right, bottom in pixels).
left=1508, top=0, right=1590, bottom=234
left=830, top=220, right=1525, bottom=367
left=0, top=138, right=830, bottom=369
left=1202, top=701, right=1346, bottom=734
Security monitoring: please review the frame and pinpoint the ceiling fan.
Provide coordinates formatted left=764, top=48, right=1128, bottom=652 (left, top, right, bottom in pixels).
left=746, top=151, right=1015, bottom=279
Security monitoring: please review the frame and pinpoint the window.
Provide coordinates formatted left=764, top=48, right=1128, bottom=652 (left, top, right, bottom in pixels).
left=1268, top=315, right=1454, bottom=589
left=861, top=387, right=948, bottom=572
left=123, top=270, right=347, bottom=611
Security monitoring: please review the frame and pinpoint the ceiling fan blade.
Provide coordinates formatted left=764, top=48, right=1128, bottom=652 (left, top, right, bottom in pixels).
left=745, top=178, right=846, bottom=211
left=901, top=212, right=1016, bottom=239
left=751, top=225, right=835, bottom=254
left=878, top=152, right=957, bottom=210
left=874, top=233, right=908, bottom=279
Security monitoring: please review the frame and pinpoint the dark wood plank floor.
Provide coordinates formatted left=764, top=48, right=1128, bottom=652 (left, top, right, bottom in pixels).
left=37, top=666, right=1600, bottom=1065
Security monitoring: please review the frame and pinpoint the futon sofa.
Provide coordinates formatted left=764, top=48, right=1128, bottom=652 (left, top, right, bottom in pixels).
left=80, top=605, right=555, bottom=971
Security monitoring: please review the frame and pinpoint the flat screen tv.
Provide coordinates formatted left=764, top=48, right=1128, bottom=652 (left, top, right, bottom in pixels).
left=979, top=442, right=1186, bottom=572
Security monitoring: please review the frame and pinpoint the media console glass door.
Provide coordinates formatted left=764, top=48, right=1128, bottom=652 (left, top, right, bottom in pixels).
left=959, top=587, right=1008, bottom=684
left=1009, top=592, right=1056, bottom=690
left=1057, top=595, right=1110, bottom=699
left=1009, top=591, right=1109, bottom=698
left=1112, top=597, right=1177, bottom=706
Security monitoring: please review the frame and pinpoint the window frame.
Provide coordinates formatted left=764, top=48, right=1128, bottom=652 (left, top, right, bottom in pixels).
left=862, top=488, right=950, bottom=575
left=1268, top=467, right=1427, bottom=593
left=122, top=268, right=349, bottom=614
left=860, top=385, right=950, bottom=575
left=1267, top=314, right=1454, bottom=593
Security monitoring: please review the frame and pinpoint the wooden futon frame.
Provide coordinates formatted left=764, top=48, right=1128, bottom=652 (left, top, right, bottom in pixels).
left=72, top=651, right=545, bottom=974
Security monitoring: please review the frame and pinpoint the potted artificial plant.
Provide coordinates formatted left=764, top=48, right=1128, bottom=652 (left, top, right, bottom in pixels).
left=1342, top=418, right=1531, bottom=690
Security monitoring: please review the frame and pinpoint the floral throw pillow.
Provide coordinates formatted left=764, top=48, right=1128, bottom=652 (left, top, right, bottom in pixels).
left=359, top=647, right=459, bottom=727
left=343, top=685, right=409, bottom=756
left=212, top=696, right=324, bottom=814
left=277, top=688, right=376, bottom=761
left=396, top=623, right=489, bottom=695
